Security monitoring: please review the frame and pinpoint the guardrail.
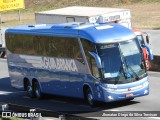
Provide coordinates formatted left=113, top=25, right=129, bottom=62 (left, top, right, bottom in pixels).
left=0, top=102, right=96, bottom=120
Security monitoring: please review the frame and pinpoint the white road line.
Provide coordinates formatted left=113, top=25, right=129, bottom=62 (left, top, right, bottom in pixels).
left=109, top=109, right=120, bottom=111
left=0, top=91, right=25, bottom=95
left=150, top=117, right=160, bottom=120
left=0, top=91, right=13, bottom=94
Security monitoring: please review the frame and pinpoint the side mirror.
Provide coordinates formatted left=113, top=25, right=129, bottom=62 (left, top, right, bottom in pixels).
left=146, top=35, right=150, bottom=44
left=142, top=45, right=154, bottom=61
left=89, top=51, right=102, bottom=68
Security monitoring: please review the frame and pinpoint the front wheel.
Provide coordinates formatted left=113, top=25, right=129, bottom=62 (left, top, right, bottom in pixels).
left=86, top=88, right=95, bottom=107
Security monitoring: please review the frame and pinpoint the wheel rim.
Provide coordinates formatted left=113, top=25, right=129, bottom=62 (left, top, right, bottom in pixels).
left=27, top=85, right=32, bottom=97
left=35, top=83, right=41, bottom=98
left=87, top=91, right=93, bottom=105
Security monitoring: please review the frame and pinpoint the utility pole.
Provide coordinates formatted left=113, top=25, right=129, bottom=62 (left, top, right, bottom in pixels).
left=18, top=10, right=21, bottom=22
left=0, top=13, right=2, bottom=43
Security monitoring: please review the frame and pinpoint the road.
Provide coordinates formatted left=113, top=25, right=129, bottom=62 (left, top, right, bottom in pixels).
left=0, top=58, right=160, bottom=120
left=143, top=30, right=160, bottom=56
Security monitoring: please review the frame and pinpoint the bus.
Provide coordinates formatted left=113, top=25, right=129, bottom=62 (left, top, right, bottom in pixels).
left=5, top=22, right=150, bottom=106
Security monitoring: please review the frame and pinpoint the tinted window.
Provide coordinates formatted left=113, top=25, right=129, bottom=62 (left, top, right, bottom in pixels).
left=81, top=38, right=98, bottom=76
left=6, top=34, right=83, bottom=61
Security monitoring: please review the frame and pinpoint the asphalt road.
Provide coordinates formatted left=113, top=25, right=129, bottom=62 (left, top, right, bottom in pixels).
left=0, top=58, right=160, bottom=120
left=143, top=30, right=160, bottom=56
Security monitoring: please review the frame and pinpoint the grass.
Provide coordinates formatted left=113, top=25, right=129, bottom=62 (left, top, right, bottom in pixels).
left=120, top=3, right=160, bottom=29
left=141, top=0, right=160, bottom=3
left=0, top=115, right=22, bottom=120
left=0, top=0, right=160, bottom=29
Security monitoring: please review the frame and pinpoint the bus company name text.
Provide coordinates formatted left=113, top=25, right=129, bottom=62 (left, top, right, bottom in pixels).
left=41, top=57, right=78, bottom=72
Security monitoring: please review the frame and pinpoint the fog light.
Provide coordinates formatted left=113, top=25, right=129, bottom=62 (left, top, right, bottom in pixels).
left=108, top=95, right=114, bottom=100
left=144, top=90, right=148, bottom=94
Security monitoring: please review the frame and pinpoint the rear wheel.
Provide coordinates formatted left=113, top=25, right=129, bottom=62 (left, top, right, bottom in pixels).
left=26, top=82, right=34, bottom=98
left=33, top=81, right=43, bottom=99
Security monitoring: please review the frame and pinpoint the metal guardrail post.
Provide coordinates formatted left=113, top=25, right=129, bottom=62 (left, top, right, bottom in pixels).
left=1, top=104, right=11, bottom=118
left=59, top=114, right=66, bottom=120
left=30, top=108, right=36, bottom=120
left=2, top=104, right=8, bottom=111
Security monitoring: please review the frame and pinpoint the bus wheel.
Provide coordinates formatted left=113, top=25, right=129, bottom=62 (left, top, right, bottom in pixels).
left=33, top=81, right=43, bottom=99
left=26, top=82, right=34, bottom=98
left=0, top=51, right=5, bottom=58
left=86, top=88, right=95, bottom=107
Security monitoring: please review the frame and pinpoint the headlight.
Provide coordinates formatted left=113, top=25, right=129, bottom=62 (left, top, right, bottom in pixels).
left=143, top=81, right=149, bottom=87
left=101, top=86, right=116, bottom=92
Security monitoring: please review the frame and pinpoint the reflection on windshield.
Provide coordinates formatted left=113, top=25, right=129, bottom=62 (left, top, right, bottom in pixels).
left=119, top=39, right=145, bottom=75
left=137, top=35, right=145, bottom=45
left=97, top=44, right=121, bottom=79
left=96, top=38, right=146, bottom=84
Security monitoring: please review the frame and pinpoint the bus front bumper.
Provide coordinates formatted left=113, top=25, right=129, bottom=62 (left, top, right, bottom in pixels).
left=101, top=81, right=149, bottom=102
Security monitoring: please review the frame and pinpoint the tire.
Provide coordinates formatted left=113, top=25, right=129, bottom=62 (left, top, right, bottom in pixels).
left=26, top=82, right=34, bottom=98
left=33, top=81, right=43, bottom=99
left=86, top=88, right=95, bottom=107
left=0, top=51, right=5, bottom=58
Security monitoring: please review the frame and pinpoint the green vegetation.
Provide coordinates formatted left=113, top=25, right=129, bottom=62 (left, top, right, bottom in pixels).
left=0, top=115, right=22, bottom=120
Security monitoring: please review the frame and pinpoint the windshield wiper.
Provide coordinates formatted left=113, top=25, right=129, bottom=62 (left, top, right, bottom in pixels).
left=118, top=43, right=139, bottom=80
left=122, top=55, right=140, bottom=80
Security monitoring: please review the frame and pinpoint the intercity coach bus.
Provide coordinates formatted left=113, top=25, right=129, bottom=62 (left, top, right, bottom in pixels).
left=5, top=22, right=150, bottom=106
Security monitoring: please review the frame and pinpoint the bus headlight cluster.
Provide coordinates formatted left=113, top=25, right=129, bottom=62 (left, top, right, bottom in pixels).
left=143, top=81, right=149, bottom=87
left=108, top=95, right=114, bottom=100
left=101, top=86, right=116, bottom=92
left=144, top=90, right=148, bottom=94
left=101, top=85, right=117, bottom=92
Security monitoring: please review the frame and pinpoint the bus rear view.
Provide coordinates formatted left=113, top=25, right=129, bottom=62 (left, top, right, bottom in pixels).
left=5, top=22, right=149, bottom=106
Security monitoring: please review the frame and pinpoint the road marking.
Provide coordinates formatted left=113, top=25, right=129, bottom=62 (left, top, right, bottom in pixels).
left=109, top=109, right=120, bottom=111
left=150, top=117, right=160, bottom=120
left=0, top=91, right=13, bottom=95
left=0, top=91, right=25, bottom=95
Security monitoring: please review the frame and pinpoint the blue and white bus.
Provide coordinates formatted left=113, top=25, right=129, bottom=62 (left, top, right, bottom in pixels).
left=5, top=22, right=149, bottom=106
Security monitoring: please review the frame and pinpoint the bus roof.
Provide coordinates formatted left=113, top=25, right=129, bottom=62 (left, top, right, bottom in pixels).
left=6, top=22, right=136, bottom=44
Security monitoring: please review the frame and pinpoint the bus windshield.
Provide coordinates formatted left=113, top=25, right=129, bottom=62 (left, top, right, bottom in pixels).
left=96, top=38, right=146, bottom=84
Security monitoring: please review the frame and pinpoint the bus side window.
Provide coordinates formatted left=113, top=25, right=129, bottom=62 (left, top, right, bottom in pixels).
left=67, top=38, right=83, bottom=62
left=90, top=58, right=100, bottom=79
left=81, top=38, right=100, bottom=78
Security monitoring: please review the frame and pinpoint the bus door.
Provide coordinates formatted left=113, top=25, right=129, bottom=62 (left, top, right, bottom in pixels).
left=88, top=52, right=104, bottom=100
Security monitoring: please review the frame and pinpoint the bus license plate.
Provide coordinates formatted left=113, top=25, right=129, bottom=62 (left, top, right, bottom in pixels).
left=126, top=93, right=133, bottom=97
